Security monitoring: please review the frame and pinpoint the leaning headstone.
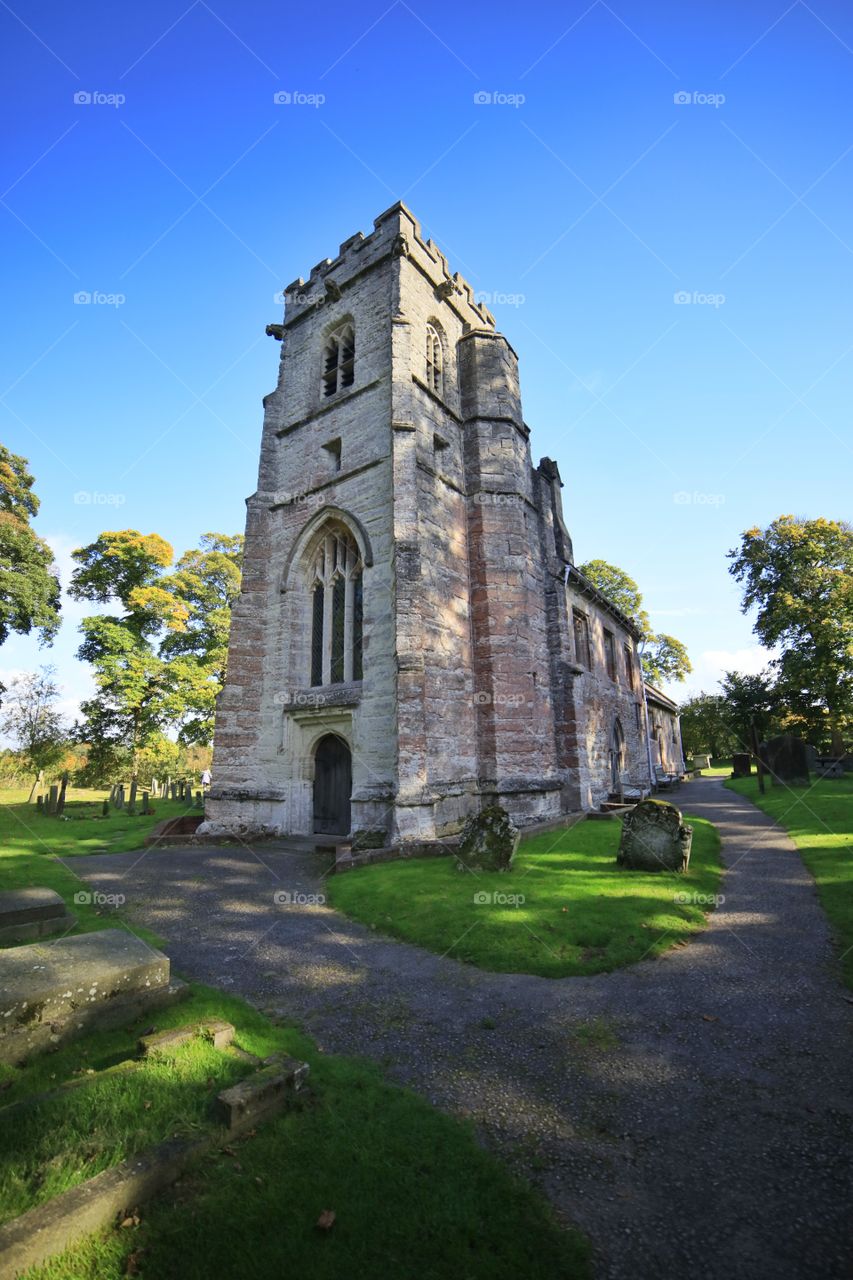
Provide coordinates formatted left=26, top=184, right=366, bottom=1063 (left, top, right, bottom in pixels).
left=763, top=734, right=810, bottom=787
left=56, top=771, right=69, bottom=816
left=128, top=780, right=138, bottom=816
left=0, top=888, right=76, bottom=945
left=47, top=785, right=59, bottom=816
left=0, top=929, right=186, bottom=1065
left=617, top=799, right=692, bottom=873
left=731, top=752, right=752, bottom=778
left=455, top=804, right=519, bottom=872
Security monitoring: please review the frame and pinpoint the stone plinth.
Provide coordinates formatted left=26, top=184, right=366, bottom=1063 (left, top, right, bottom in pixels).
left=0, top=929, right=184, bottom=1065
left=0, top=888, right=76, bottom=946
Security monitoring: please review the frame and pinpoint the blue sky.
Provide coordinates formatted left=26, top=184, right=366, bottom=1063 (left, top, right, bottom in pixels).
left=1, top=0, right=851, bottom=720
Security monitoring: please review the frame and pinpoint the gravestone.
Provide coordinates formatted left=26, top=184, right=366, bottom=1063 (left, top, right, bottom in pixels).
left=194, top=790, right=203, bottom=808
left=763, top=734, right=810, bottom=787
left=805, top=745, right=818, bottom=772
left=47, top=785, right=59, bottom=816
left=115, top=785, right=125, bottom=810
left=56, top=772, right=69, bottom=816
left=102, top=799, right=109, bottom=816
left=0, top=888, right=76, bottom=946
left=691, top=754, right=711, bottom=770
left=617, top=799, right=692, bottom=873
left=0, top=929, right=185, bottom=1065
left=142, top=791, right=151, bottom=814
left=731, top=753, right=752, bottom=778
left=455, top=804, right=519, bottom=872
left=127, top=780, right=137, bottom=816
left=36, top=796, right=43, bottom=814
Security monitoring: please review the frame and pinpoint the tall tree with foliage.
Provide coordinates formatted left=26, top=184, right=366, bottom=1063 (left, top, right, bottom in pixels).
left=156, top=533, right=243, bottom=745
left=719, top=669, right=780, bottom=751
left=0, top=446, right=61, bottom=653
left=678, top=692, right=736, bottom=759
left=0, top=666, right=67, bottom=799
left=728, top=515, right=853, bottom=753
left=578, top=558, right=692, bottom=684
left=70, top=531, right=173, bottom=782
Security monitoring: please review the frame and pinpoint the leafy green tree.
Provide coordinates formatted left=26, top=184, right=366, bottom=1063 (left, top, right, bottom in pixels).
left=156, top=534, right=243, bottom=745
left=719, top=669, right=780, bottom=751
left=577, top=559, right=651, bottom=634
left=641, top=634, right=692, bottom=685
left=0, top=447, right=60, bottom=650
left=579, top=559, right=691, bottom=683
left=678, top=693, right=736, bottom=759
left=0, top=666, right=67, bottom=799
left=70, top=531, right=174, bottom=782
left=728, top=515, right=853, bottom=753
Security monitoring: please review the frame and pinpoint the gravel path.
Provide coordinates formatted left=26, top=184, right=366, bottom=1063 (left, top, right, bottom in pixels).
left=71, top=778, right=853, bottom=1279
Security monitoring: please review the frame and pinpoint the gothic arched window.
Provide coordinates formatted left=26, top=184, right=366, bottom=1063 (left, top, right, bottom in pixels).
left=426, top=323, right=442, bottom=395
left=322, top=323, right=355, bottom=398
left=309, top=524, right=363, bottom=685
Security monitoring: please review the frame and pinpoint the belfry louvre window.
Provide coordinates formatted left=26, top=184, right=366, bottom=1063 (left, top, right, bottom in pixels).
left=309, top=525, right=363, bottom=686
left=322, top=324, right=355, bottom=398
left=572, top=609, right=592, bottom=670
left=623, top=643, right=636, bottom=691
left=426, top=324, right=442, bottom=395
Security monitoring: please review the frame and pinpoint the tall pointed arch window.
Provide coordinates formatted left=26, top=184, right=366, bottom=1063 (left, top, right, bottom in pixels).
left=308, top=524, right=363, bottom=685
left=426, top=323, right=443, bottom=395
left=322, top=323, right=355, bottom=398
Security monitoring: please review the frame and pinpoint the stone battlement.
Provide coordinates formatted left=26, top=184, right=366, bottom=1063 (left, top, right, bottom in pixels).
left=281, top=202, right=495, bottom=332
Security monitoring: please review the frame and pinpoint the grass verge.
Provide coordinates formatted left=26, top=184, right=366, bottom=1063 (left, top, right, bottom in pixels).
left=1, top=984, right=590, bottom=1280
left=725, top=775, right=853, bottom=988
left=327, top=814, right=721, bottom=978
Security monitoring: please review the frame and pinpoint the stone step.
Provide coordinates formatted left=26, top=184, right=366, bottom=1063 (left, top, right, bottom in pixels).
left=0, top=929, right=186, bottom=1066
left=0, top=888, right=76, bottom=946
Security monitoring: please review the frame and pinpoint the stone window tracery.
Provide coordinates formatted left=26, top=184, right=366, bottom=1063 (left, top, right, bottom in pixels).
left=308, top=524, right=363, bottom=686
left=426, top=324, right=443, bottom=395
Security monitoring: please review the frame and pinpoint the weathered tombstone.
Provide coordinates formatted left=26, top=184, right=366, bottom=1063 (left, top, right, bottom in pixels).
left=194, top=790, right=203, bottom=808
left=170, top=783, right=178, bottom=801
left=115, top=785, right=125, bottom=810
left=0, top=887, right=76, bottom=945
left=692, top=753, right=711, bottom=770
left=617, top=799, right=692, bottom=872
left=455, top=804, right=519, bottom=872
left=151, top=777, right=159, bottom=797
left=47, top=785, right=59, bottom=816
left=731, top=753, right=752, bottom=778
left=128, top=779, right=138, bottom=815
left=763, top=734, right=810, bottom=787
left=142, top=790, right=151, bottom=814
left=804, top=745, right=819, bottom=772
left=102, top=799, right=109, bottom=816
left=56, top=771, right=69, bottom=816
left=36, top=795, right=43, bottom=814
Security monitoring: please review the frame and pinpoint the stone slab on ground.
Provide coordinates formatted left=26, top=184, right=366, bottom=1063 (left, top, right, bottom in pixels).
left=216, top=1052, right=309, bottom=1128
left=0, top=888, right=76, bottom=947
left=138, top=1019, right=235, bottom=1057
left=0, top=929, right=185, bottom=1066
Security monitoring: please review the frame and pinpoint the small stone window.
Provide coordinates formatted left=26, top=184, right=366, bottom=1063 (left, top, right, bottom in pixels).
left=323, top=438, right=342, bottom=472
left=572, top=609, right=591, bottom=670
left=322, top=324, right=355, bottom=398
left=603, top=629, right=617, bottom=681
left=309, top=524, right=363, bottom=686
left=623, top=643, right=636, bottom=691
left=426, top=324, right=442, bottom=395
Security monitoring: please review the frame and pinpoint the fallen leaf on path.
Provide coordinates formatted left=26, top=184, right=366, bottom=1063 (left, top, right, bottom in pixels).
left=316, top=1209, right=336, bottom=1231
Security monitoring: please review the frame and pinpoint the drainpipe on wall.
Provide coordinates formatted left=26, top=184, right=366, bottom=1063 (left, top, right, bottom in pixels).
left=638, top=638, right=655, bottom=795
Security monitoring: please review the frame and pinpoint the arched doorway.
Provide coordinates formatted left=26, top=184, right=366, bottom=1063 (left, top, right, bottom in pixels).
left=313, top=734, right=352, bottom=835
left=610, top=718, right=626, bottom=794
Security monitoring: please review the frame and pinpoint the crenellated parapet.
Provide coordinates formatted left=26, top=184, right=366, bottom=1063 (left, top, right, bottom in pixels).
left=277, top=202, right=496, bottom=334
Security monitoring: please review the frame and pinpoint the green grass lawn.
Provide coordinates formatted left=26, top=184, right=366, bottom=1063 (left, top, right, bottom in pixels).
left=1, top=985, right=590, bottom=1280
left=328, top=815, right=722, bottom=978
left=0, top=789, right=194, bottom=948
left=726, top=774, right=853, bottom=988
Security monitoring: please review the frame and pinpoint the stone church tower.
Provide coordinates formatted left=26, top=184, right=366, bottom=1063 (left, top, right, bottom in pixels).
left=202, top=203, right=660, bottom=844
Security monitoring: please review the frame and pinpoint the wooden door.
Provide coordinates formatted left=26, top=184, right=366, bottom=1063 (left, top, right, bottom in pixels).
left=313, top=735, right=352, bottom=835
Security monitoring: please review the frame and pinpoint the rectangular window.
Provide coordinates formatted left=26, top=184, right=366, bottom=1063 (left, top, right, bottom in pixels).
left=604, top=629, right=617, bottom=681
left=572, top=609, right=591, bottom=670
left=624, top=643, right=636, bottom=690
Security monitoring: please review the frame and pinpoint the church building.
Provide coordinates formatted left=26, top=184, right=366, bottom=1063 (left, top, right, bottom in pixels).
left=201, top=203, right=681, bottom=844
